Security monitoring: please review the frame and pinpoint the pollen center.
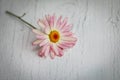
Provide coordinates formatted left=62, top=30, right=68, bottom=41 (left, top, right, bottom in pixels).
left=49, top=30, right=60, bottom=43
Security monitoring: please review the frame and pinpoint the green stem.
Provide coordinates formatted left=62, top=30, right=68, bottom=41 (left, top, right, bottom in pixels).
left=6, top=11, right=36, bottom=29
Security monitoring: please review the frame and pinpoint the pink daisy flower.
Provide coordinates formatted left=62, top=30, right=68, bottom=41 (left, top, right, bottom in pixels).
left=32, top=15, right=77, bottom=59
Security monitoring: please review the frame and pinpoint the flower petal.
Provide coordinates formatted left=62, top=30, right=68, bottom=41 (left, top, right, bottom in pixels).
left=36, top=35, right=46, bottom=40
left=50, top=49, right=55, bottom=59
left=49, top=15, right=54, bottom=28
left=57, top=41, right=75, bottom=49
left=61, top=32, right=73, bottom=36
left=57, top=43, right=68, bottom=49
left=44, top=45, right=50, bottom=57
left=51, top=44, right=59, bottom=55
left=61, top=24, right=73, bottom=32
left=37, top=19, right=46, bottom=28
left=32, top=40, right=42, bottom=45
left=45, top=14, right=50, bottom=24
left=62, top=36, right=77, bottom=42
left=57, top=47, right=64, bottom=57
left=59, top=17, right=68, bottom=30
left=39, top=39, right=48, bottom=47
left=56, top=16, right=62, bottom=29
left=44, top=27, right=50, bottom=34
left=32, top=29, right=45, bottom=35
left=38, top=50, right=44, bottom=57
left=51, top=44, right=64, bottom=57
left=38, top=45, right=47, bottom=57
left=43, top=18, right=50, bottom=28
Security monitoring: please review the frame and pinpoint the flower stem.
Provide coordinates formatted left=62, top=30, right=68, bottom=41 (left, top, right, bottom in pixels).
left=6, top=11, right=36, bottom=29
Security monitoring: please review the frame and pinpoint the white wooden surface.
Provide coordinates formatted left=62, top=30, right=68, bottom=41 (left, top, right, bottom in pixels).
left=0, top=0, right=120, bottom=80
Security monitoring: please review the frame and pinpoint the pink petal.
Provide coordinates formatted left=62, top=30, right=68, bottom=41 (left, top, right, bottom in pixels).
left=51, top=44, right=59, bottom=55
left=57, top=43, right=69, bottom=49
left=62, top=36, right=77, bottom=42
left=61, top=32, right=73, bottom=36
left=36, top=35, right=46, bottom=40
left=61, top=24, right=73, bottom=32
left=58, top=37, right=77, bottom=49
left=57, top=48, right=64, bottom=57
left=32, top=40, right=41, bottom=46
left=49, top=15, right=55, bottom=28
left=39, top=52, right=44, bottom=57
left=43, top=15, right=51, bottom=29
left=44, top=26, right=50, bottom=34
left=39, top=40, right=48, bottom=47
left=57, top=42, right=74, bottom=49
left=56, top=16, right=62, bottom=29
left=32, top=29, right=45, bottom=35
left=44, top=46, right=50, bottom=57
left=37, top=19, right=46, bottom=28
left=59, top=17, right=68, bottom=30
left=51, top=44, right=64, bottom=57
left=39, top=45, right=47, bottom=57
left=53, top=14, right=56, bottom=27
left=50, top=49, right=55, bottom=59
left=42, top=18, right=50, bottom=28
left=38, top=50, right=44, bottom=57
left=45, top=14, right=50, bottom=24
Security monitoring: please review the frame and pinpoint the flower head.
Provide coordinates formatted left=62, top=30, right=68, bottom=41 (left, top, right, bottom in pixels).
left=32, top=14, right=77, bottom=59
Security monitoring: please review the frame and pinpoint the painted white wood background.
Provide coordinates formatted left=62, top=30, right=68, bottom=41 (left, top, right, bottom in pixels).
left=0, top=0, right=120, bottom=80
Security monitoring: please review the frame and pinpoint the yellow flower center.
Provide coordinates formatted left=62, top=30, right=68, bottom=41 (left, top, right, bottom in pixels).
left=49, top=30, right=60, bottom=43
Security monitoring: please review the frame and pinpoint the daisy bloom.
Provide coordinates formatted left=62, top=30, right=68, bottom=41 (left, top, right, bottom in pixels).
left=32, top=14, right=77, bottom=59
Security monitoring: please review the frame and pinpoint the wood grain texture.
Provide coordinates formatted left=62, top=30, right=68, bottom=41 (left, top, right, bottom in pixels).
left=0, top=0, right=120, bottom=80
